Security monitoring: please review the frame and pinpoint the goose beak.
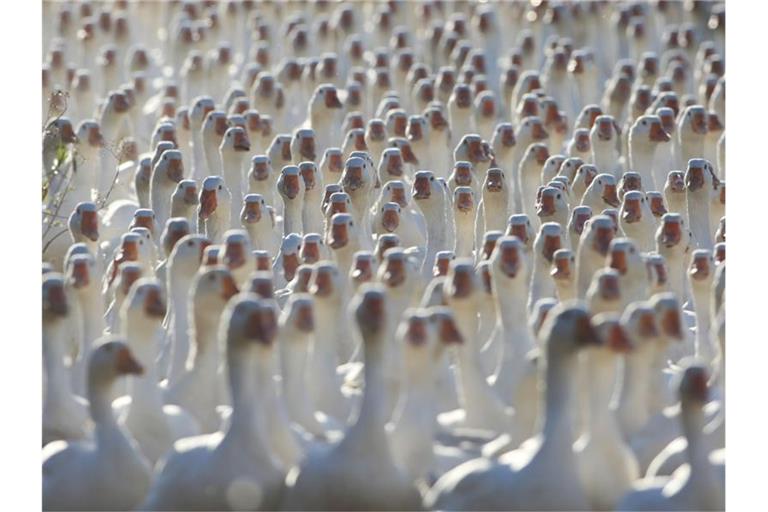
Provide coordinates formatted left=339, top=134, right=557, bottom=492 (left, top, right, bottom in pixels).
left=47, top=284, right=69, bottom=316
left=166, top=158, right=183, bottom=183
left=543, top=235, right=561, bottom=262
left=295, top=303, right=314, bottom=332
left=599, top=275, right=621, bottom=301
left=143, top=287, right=167, bottom=318
left=80, top=210, right=99, bottom=241
left=602, top=184, right=620, bottom=207
left=199, top=189, right=218, bottom=219
left=622, top=198, right=642, bottom=223
left=329, top=223, right=349, bottom=249
left=593, top=226, right=614, bottom=255
left=537, top=193, right=555, bottom=217
left=325, top=89, right=343, bottom=109
left=382, top=208, right=400, bottom=232
left=413, top=175, right=431, bottom=199
left=312, top=270, right=334, bottom=297
left=71, top=261, right=90, bottom=289
left=184, top=185, right=198, bottom=205
left=300, top=241, right=320, bottom=263
left=686, top=166, right=705, bottom=191
left=220, top=273, right=239, bottom=300
left=608, top=249, right=628, bottom=275
left=282, top=174, right=301, bottom=199
left=650, top=121, right=671, bottom=142
left=300, top=137, right=316, bottom=160
left=661, top=221, right=682, bottom=246
left=382, top=259, right=406, bottom=287
left=224, top=242, right=246, bottom=269
left=233, top=130, right=250, bottom=152
left=500, top=247, right=520, bottom=278
left=405, top=318, right=429, bottom=346
left=551, top=256, right=571, bottom=280
left=450, top=269, right=473, bottom=299
left=455, top=190, right=474, bottom=212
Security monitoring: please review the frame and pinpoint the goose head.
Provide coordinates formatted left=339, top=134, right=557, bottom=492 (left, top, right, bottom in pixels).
left=160, top=218, right=191, bottom=259
left=520, top=142, right=550, bottom=171
left=247, top=270, right=275, bottom=300
left=621, top=301, right=661, bottom=346
left=309, top=262, right=342, bottom=303
left=202, top=110, right=228, bottom=146
left=515, top=116, right=549, bottom=146
left=87, top=339, right=144, bottom=388
left=342, top=128, right=368, bottom=159
left=629, top=114, right=671, bottom=147
left=350, top=251, right=375, bottom=288
left=154, top=149, right=184, bottom=184
left=685, top=158, right=716, bottom=194
left=353, top=284, right=387, bottom=341
left=198, top=176, right=231, bottom=220
left=483, top=167, right=508, bottom=196
left=688, top=248, right=714, bottom=286
left=280, top=294, right=315, bottom=338
left=129, top=209, right=157, bottom=238
left=590, top=114, right=621, bottom=143
left=568, top=205, right=593, bottom=238
left=677, top=104, right=708, bottom=139
left=424, top=106, right=450, bottom=135
left=168, top=233, right=210, bottom=276
left=591, top=313, right=634, bottom=353
left=406, top=115, right=428, bottom=145
left=587, top=268, right=623, bottom=314
left=551, top=248, right=575, bottom=284
left=319, top=147, right=344, bottom=178
left=278, top=233, right=302, bottom=283
left=480, top=231, right=504, bottom=261
left=575, top=104, right=603, bottom=130
left=291, top=129, right=317, bottom=163
left=152, top=122, right=178, bottom=149
left=533, top=222, right=563, bottom=266
left=538, top=303, right=601, bottom=356
left=299, top=233, right=324, bottom=265
left=365, top=118, right=388, bottom=145
left=491, top=236, right=527, bottom=281
left=121, top=278, right=167, bottom=333
left=192, top=265, right=239, bottom=319
left=66, top=253, right=97, bottom=294
left=583, top=215, right=615, bottom=257
left=171, top=179, right=198, bottom=211
left=325, top=191, right=351, bottom=219
left=453, top=134, right=491, bottom=167
left=619, top=190, right=649, bottom=225
left=222, top=296, right=278, bottom=356
left=491, top=122, right=516, bottom=156
left=664, top=170, right=686, bottom=201
left=433, top=251, right=455, bottom=278
left=584, top=173, right=620, bottom=208
left=655, top=212, right=689, bottom=252
left=220, top=126, right=251, bottom=155
left=571, top=128, right=591, bottom=154
left=267, top=134, right=293, bottom=171
left=607, top=237, right=645, bottom=276
left=535, top=186, right=567, bottom=222
left=542, top=155, right=566, bottom=182
left=277, top=165, right=305, bottom=202
left=559, top=157, right=586, bottom=184
left=449, top=83, right=473, bottom=111
left=618, top=171, right=644, bottom=198
left=378, top=247, right=414, bottom=291
left=374, top=234, right=401, bottom=264
left=398, top=309, right=439, bottom=367
left=453, top=186, right=475, bottom=216
left=328, top=213, right=356, bottom=250
left=341, top=156, right=372, bottom=196
left=378, top=202, right=401, bottom=233
left=378, top=148, right=405, bottom=184
left=68, top=202, right=99, bottom=244
left=449, top=161, right=474, bottom=188
left=222, top=230, right=252, bottom=273
left=412, top=170, right=443, bottom=210
left=309, top=84, right=343, bottom=119
left=249, top=155, right=273, bottom=185
left=387, top=137, right=419, bottom=167
left=444, top=259, right=478, bottom=307
left=74, top=119, right=103, bottom=153
left=645, top=191, right=668, bottom=219
left=113, top=263, right=143, bottom=306
left=505, top=213, right=535, bottom=249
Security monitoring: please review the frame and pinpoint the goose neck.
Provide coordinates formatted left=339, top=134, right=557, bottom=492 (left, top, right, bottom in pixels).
left=225, top=346, right=263, bottom=443
left=540, top=350, right=578, bottom=451
left=88, top=376, right=119, bottom=426
left=43, top=320, right=76, bottom=404
left=353, top=333, right=389, bottom=435
left=584, top=349, right=620, bottom=434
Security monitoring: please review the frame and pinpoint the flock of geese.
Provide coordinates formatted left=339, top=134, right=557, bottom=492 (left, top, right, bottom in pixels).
left=41, top=0, right=726, bottom=510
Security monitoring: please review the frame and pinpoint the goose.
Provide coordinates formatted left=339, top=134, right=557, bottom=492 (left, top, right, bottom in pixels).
left=273, top=233, right=303, bottom=291
left=372, top=201, right=406, bottom=242
left=198, top=176, right=232, bottom=244
left=149, top=148, right=184, bottom=232
left=540, top=98, right=569, bottom=155
left=413, top=170, right=451, bottom=279
left=655, top=213, right=692, bottom=302
left=298, top=163, right=325, bottom=236
left=112, top=278, right=200, bottom=466
left=688, top=250, right=717, bottom=362
left=281, top=286, right=423, bottom=511
left=576, top=215, right=615, bottom=298
left=567, top=205, right=592, bottom=254
left=629, top=115, right=671, bottom=191
left=569, top=163, right=596, bottom=210
left=608, top=238, right=650, bottom=306
left=424, top=106, right=452, bottom=179
left=569, top=50, right=601, bottom=108
left=278, top=294, right=337, bottom=438
left=164, top=266, right=238, bottom=433
left=452, top=186, right=477, bottom=259
left=448, top=160, right=480, bottom=200
left=189, top=96, right=216, bottom=182
left=685, top=158, right=717, bottom=250
left=105, top=262, right=145, bottom=336
left=453, top=134, right=494, bottom=190
left=47, top=202, right=101, bottom=274
left=43, top=339, right=151, bottom=511
left=566, top=128, right=592, bottom=161
left=323, top=190, right=351, bottom=241
left=247, top=155, right=277, bottom=210
left=240, top=193, right=279, bottom=257
left=528, top=222, right=564, bottom=312
left=601, top=74, right=632, bottom=126
left=580, top=172, right=620, bottom=214
left=99, top=90, right=132, bottom=148
left=510, top=70, right=542, bottom=121
left=617, top=362, right=724, bottom=511
left=490, top=122, right=517, bottom=176
left=388, top=308, right=463, bottom=484
left=377, top=180, right=426, bottom=249
left=326, top=213, right=360, bottom=282
left=406, top=115, right=431, bottom=168
left=510, top=117, right=549, bottom=212
left=221, top=230, right=255, bottom=289
left=43, top=274, right=90, bottom=446
left=164, top=234, right=210, bottom=387
left=67, top=253, right=105, bottom=398
left=540, top=155, right=566, bottom=189
left=307, top=262, right=352, bottom=415
left=676, top=105, right=708, bottom=169
left=364, top=118, right=389, bottom=169
left=340, top=156, right=375, bottom=249
left=473, top=90, right=500, bottom=142
left=307, top=84, right=343, bottom=155
left=267, top=135, right=295, bottom=197
left=620, top=191, right=657, bottom=252
left=664, top=169, right=688, bottom=222
left=589, top=115, right=622, bottom=178
left=168, top=179, right=199, bottom=229
left=439, top=260, right=513, bottom=434
left=142, top=296, right=285, bottom=511
left=551, top=248, right=577, bottom=302
left=448, top=84, right=475, bottom=144
left=426, top=303, right=600, bottom=511
left=318, top=147, right=344, bottom=186
left=219, top=126, right=250, bottom=226
left=377, top=147, right=407, bottom=187
left=387, top=136, right=421, bottom=180
left=487, top=237, right=539, bottom=436
left=574, top=314, right=640, bottom=511
left=341, top=127, right=368, bottom=162
left=646, top=191, right=668, bottom=221
left=476, top=168, right=511, bottom=250
left=517, top=143, right=550, bottom=223
left=536, top=186, right=569, bottom=232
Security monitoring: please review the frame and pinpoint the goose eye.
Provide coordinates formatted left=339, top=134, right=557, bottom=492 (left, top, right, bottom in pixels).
left=350, top=221, right=354, bottom=226
left=557, top=194, right=561, bottom=199
left=208, top=274, right=215, bottom=281
left=598, top=180, right=602, bottom=185
left=187, top=240, right=193, bottom=246
left=430, top=177, right=434, bottom=181
left=218, top=185, right=222, bottom=190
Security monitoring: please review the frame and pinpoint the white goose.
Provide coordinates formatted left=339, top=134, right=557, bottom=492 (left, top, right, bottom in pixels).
left=628, top=115, right=671, bottom=191
left=198, top=176, right=232, bottom=244
left=426, top=303, right=599, bottom=511
left=142, top=296, right=285, bottom=511
left=282, top=286, right=423, bottom=510
left=43, top=339, right=151, bottom=511
left=219, top=126, right=251, bottom=226
left=164, top=266, right=238, bottom=433
left=240, top=193, right=279, bottom=257
left=247, top=155, right=277, bottom=210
